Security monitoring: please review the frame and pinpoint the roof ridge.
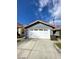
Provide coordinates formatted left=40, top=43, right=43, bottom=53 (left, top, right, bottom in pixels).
left=25, top=20, right=55, bottom=28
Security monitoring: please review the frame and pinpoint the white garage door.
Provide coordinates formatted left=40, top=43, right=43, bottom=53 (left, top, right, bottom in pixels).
left=27, top=29, right=50, bottom=39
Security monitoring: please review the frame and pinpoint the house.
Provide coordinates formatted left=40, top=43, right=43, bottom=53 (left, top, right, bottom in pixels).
left=17, top=23, right=24, bottom=38
left=54, top=28, right=61, bottom=38
left=24, top=20, right=55, bottom=39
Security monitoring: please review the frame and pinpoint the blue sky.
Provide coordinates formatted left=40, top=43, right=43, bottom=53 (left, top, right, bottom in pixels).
left=17, top=0, right=61, bottom=26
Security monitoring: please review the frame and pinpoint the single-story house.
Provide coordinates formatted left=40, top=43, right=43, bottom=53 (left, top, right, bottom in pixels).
left=24, top=20, right=55, bottom=39
left=53, top=28, right=61, bottom=39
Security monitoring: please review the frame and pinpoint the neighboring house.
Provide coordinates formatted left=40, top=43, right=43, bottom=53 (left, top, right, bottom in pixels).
left=54, top=29, right=61, bottom=36
left=53, top=28, right=61, bottom=39
left=17, top=23, right=24, bottom=38
left=24, top=20, right=55, bottom=39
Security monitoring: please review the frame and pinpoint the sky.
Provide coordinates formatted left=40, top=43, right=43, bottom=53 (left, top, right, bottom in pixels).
left=17, top=0, right=61, bottom=27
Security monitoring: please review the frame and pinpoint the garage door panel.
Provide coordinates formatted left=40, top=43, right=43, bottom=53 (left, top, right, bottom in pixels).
left=27, top=29, right=50, bottom=39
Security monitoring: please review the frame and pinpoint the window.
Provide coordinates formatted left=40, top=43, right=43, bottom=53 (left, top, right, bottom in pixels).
left=30, top=29, right=33, bottom=31
left=39, top=29, right=43, bottom=31
left=34, top=29, right=38, bottom=31
left=44, top=29, right=47, bottom=31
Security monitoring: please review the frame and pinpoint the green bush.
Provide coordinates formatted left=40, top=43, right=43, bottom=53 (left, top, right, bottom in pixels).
left=56, top=43, right=61, bottom=49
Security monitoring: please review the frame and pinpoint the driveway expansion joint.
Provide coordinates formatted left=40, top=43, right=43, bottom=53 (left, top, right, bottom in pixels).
left=26, top=40, right=38, bottom=59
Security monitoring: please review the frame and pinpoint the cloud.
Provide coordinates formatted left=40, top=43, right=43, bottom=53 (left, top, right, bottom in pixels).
left=48, top=0, right=61, bottom=26
left=38, top=8, right=43, bottom=12
left=38, top=0, right=61, bottom=26
left=39, top=0, right=49, bottom=7
left=53, top=0, right=61, bottom=17
left=38, top=0, right=49, bottom=12
left=49, top=0, right=61, bottom=16
left=38, top=0, right=61, bottom=17
left=54, top=6, right=61, bottom=17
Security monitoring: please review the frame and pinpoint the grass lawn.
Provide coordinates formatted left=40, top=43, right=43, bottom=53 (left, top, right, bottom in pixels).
left=55, top=43, right=61, bottom=49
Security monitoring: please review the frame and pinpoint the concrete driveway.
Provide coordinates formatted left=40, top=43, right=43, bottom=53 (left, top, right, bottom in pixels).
left=17, top=39, right=61, bottom=59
